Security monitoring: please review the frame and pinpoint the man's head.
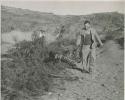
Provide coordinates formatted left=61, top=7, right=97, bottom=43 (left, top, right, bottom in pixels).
left=84, top=20, right=91, bottom=30
left=61, top=25, right=65, bottom=29
left=40, top=29, right=45, bottom=33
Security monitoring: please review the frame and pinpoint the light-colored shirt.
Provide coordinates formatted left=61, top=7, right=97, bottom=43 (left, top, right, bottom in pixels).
left=39, top=32, right=45, bottom=38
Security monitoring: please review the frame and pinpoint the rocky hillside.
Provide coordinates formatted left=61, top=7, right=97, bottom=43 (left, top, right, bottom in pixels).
left=1, top=5, right=124, bottom=36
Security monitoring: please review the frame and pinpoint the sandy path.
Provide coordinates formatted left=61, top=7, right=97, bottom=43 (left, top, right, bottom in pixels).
left=39, top=40, right=124, bottom=100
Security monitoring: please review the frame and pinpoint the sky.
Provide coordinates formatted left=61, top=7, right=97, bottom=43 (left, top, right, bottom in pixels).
left=1, top=1, right=124, bottom=15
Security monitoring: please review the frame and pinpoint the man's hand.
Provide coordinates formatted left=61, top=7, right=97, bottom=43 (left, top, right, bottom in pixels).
left=100, top=43, right=104, bottom=47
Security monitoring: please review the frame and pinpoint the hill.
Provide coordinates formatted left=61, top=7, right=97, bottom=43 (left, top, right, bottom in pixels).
left=1, top=5, right=124, bottom=35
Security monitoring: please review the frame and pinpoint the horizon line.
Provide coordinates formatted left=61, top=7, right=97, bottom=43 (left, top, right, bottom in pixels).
left=1, top=5, right=123, bottom=16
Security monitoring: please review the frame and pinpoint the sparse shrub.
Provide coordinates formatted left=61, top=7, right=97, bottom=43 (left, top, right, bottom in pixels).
left=1, top=37, right=68, bottom=100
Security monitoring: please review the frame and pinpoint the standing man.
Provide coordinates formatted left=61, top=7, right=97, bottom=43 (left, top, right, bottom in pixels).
left=56, top=25, right=65, bottom=40
left=39, top=29, right=46, bottom=38
left=76, top=20, right=103, bottom=73
left=32, top=29, right=46, bottom=41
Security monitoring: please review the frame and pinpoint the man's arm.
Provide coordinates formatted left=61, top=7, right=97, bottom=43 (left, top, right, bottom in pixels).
left=93, top=29, right=103, bottom=46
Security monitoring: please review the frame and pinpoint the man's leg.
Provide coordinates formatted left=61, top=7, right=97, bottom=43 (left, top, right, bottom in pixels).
left=90, top=48, right=96, bottom=67
left=90, top=48, right=97, bottom=79
left=82, top=45, right=90, bottom=72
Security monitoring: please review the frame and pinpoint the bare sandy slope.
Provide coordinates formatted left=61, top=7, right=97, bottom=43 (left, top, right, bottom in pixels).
left=1, top=30, right=57, bottom=54
left=39, top=40, right=124, bottom=100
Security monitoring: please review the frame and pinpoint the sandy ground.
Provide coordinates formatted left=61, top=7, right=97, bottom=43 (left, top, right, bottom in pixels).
left=39, top=40, right=124, bottom=100
left=1, top=30, right=57, bottom=54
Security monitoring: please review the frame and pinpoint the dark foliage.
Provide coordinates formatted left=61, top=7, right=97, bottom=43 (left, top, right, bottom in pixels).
left=1, top=37, right=69, bottom=100
left=115, top=37, right=124, bottom=49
